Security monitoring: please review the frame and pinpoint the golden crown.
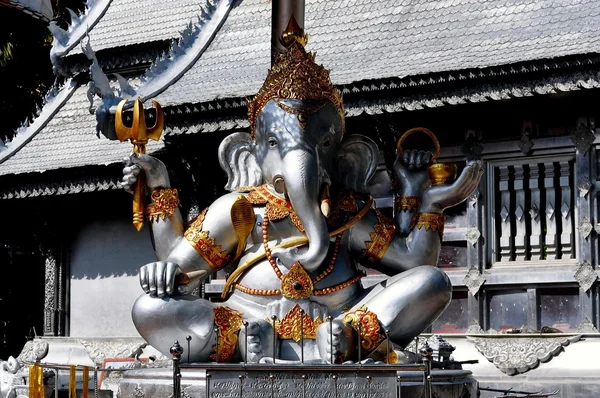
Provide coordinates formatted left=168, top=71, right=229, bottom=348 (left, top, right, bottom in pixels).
left=247, top=25, right=344, bottom=138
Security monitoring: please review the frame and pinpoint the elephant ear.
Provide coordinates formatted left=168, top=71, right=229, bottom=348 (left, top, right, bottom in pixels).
left=218, top=132, right=263, bottom=191
left=335, top=135, right=380, bottom=193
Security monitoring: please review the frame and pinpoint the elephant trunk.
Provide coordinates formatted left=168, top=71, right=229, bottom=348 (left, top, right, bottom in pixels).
left=283, top=150, right=330, bottom=272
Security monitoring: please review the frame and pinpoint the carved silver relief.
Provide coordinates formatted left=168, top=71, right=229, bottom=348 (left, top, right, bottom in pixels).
left=468, top=335, right=581, bottom=375
left=577, top=176, right=592, bottom=197
left=463, top=267, right=485, bottom=296
left=78, top=340, right=148, bottom=366
left=570, top=122, right=597, bottom=155
left=16, top=340, right=48, bottom=365
left=134, top=383, right=145, bottom=398
left=574, top=261, right=598, bottom=292
left=578, top=217, right=593, bottom=239
left=518, top=132, right=534, bottom=154
left=43, top=252, right=57, bottom=336
left=466, top=323, right=485, bottom=334
left=466, top=228, right=481, bottom=246
left=468, top=189, right=479, bottom=207
left=577, top=317, right=599, bottom=333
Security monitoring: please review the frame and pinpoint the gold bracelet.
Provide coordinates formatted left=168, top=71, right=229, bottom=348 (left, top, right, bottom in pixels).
left=146, top=188, right=179, bottom=222
left=359, top=209, right=396, bottom=264
left=184, top=209, right=231, bottom=270
left=394, top=196, right=420, bottom=212
left=410, top=212, right=445, bottom=238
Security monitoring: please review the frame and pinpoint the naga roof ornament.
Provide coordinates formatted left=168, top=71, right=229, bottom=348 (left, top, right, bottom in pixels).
left=247, top=16, right=345, bottom=138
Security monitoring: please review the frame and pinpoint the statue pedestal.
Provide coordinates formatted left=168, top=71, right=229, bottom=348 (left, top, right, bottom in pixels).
left=118, top=364, right=478, bottom=398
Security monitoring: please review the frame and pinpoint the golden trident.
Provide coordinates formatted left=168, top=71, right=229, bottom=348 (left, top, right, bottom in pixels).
left=115, top=97, right=164, bottom=231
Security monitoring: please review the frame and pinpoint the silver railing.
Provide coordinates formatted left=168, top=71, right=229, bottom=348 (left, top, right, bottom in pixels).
left=170, top=337, right=434, bottom=398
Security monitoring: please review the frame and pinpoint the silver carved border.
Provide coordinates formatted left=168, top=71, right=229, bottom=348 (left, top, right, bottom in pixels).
left=467, top=334, right=582, bottom=375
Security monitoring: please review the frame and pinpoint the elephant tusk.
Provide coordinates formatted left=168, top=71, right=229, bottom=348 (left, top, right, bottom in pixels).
left=273, top=174, right=286, bottom=194
left=320, top=183, right=331, bottom=218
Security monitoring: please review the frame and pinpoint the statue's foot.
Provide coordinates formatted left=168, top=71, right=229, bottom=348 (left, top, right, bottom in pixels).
left=238, top=319, right=274, bottom=363
left=317, top=319, right=355, bottom=363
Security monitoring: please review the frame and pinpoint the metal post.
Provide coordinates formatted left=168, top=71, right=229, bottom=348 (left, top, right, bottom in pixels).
left=186, top=335, right=192, bottom=364
left=271, top=315, right=278, bottom=363
left=366, top=375, right=372, bottom=398
left=327, top=316, right=333, bottom=364
left=299, top=309, right=305, bottom=364
left=239, top=375, right=245, bottom=398
left=214, top=327, right=220, bottom=363
left=396, top=375, right=401, bottom=398
left=54, top=368, right=59, bottom=398
left=206, top=373, right=211, bottom=398
left=385, top=330, right=390, bottom=364
left=170, top=341, right=183, bottom=398
left=357, top=322, right=362, bottom=363
left=332, top=375, right=338, bottom=398
left=243, top=321, right=249, bottom=364
left=421, top=343, right=433, bottom=398
left=269, top=374, right=275, bottom=398
left=94, top=367, right=99, bottom=398
left=301, top=374, right=307, bottom=398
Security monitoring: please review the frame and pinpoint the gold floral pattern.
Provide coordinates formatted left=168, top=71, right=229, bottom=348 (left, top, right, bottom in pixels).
left=359, top=209, right=396, bottom=264
left=394, top=195, right=420, bottom=212
left=247, top=185, right=305, bottom=232
left=247, top=41, right=344, bottom=138
left=211, top=306, right=244, bottom=362
left=184, top=209, right=231, bottom=270
left=410, top=212, right=446, bottom=238
left=343, top=305, right=384, bottom=352
left=146, top=188, right=179, bottom=222
left=280, top=261, right=314, bottom=299
left=272, top=304, right=323, bottom=342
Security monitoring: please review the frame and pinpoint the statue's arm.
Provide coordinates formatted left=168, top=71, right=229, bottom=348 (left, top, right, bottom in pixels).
left=348, top=207, right=441, bottom=275
left=163, top=192, right=243, bottom=273
left=121, top=154, right=255, bottom=297
left=349, top=160, right=484, bottom=275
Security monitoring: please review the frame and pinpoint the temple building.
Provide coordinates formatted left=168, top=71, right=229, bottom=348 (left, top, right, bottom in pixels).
left=0, top=0, right=598, bottom=396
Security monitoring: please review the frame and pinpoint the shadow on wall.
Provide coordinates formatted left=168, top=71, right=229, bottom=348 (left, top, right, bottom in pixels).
left=70, top=213, right=157, bottom=279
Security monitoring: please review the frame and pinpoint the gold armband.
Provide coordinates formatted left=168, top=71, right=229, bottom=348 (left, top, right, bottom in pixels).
left=360, top=209, right=396, bottom=264
left=211, top=306, right=243, bottom=363
left=394, top=196, right=420, bottom=212
left=184, top=209, right=231, bottom=270
left=146, top=188, right=179, bottom=222
left=410, top=212, right=445, bottom=238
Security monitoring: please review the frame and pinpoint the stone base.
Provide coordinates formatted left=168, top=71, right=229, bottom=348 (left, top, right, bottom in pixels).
left=119, top=366, right=478, bottom=398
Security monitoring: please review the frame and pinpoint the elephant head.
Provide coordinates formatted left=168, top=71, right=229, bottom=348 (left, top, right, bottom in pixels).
left=218, top=99, right=379, bottom=271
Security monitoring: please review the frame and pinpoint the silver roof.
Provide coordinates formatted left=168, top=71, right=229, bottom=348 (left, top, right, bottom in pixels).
left=155, top=0, right=600, bottom=105
left=67, top=0, right=203, bottom=55
left=3, top=0, right=600, bottom=178
left=0, top=83, right=164, bottom=176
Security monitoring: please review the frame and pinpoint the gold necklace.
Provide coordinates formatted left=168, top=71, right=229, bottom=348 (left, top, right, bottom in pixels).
left=261, top=214, right=341, bottom=299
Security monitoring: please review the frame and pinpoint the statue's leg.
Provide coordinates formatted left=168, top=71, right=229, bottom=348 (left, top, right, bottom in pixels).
left=356, top=265, right=451, bottom=348
left=132, top=294, right=216, bottom=362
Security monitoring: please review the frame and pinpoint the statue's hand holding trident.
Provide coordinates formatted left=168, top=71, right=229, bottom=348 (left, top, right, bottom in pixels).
left=115, top=97, right=164, bottom=230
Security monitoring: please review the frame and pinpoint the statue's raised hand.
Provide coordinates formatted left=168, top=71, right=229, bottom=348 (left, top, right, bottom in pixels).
left=393, top=149, right=433, bottom=234
left=121, top=153, right=170, bottom=194
left=139, top=261, right=183, bottom=298
left=393, top=149, right=433, bottom=195
left=420, top=160, right=484, bottom=214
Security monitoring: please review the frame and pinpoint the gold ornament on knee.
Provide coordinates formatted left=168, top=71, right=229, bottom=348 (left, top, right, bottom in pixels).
left=343, top=305, right=384, bottom=353
left=211, top=306, right=244, bottom=363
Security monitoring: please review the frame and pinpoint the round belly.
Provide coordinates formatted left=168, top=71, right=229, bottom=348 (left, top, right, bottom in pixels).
left=227, top=257, right=365, bottom=319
